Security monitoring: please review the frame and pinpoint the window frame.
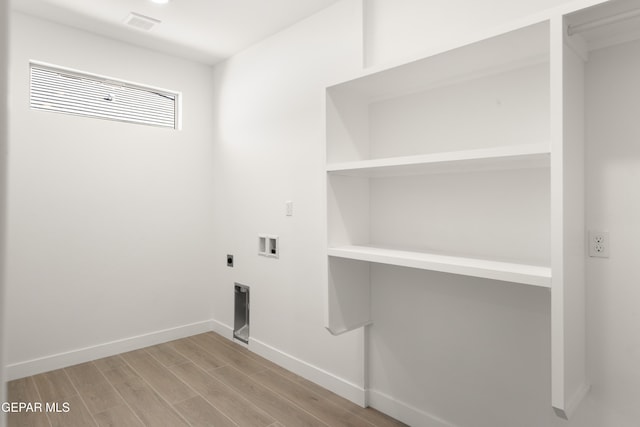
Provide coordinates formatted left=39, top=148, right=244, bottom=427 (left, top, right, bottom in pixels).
left=29, top=60, right=182, bottom=130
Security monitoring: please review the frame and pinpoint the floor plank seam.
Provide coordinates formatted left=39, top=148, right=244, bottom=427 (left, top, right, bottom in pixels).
left=151, top=342, right=237, bottom=425
left=142, top=347, right=176, bottom=368
left=140, top=341, right=249, bottom=427
left=187, top=336, right=236, bottom=369
left=191, top=363, right=277, bottom=427
left=29, top=375, right=54, bottom=427
left=211, top=331, right=395, bottom=427
left=94, top=360, right=148, bottom=427
left=170, top=338, right=229, bottom=373
left=145, top=342, right=243, bottom=427
left=204, top=333, right=337, bottom=426
left=252, top=367, right=368, bottom=427
left=259, top=366, right=378, bottom=427
left=62, top=367, right=99, bottom=426
left=117, top=352, right=195, bottom=427
left=214, top=365, right=331, bottom=427
left=140, top=346, right=208, bottom=407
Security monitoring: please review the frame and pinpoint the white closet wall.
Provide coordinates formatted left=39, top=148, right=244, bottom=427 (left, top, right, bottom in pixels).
left=580, top=2, right=640, bottom=426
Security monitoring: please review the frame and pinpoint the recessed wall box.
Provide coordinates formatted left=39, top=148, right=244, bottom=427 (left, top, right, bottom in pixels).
left=234, top=284, right=249, bottom=344
left=258, top=235, right=279, bottom=258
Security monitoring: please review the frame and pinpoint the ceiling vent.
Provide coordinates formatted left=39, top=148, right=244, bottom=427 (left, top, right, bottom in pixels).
left=124, top=12, right=161, bottom=31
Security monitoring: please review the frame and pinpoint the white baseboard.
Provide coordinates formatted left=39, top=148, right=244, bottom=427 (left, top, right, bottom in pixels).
left=5, top=320, right=214, bottom=381
left=368, top=389, right=460, bottom=427
left=209, top=318, right=234, bottom=340
left=249, top=336, right=367, bottom=406
left=209, top=319, right=367, bottom=406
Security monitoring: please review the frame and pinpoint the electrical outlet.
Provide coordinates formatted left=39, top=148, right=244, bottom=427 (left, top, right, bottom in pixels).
left=589, top=230, right=609, bottom=258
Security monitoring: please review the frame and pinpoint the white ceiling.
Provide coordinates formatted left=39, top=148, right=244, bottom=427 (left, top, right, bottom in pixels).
left=11, top=0, right=342, bottom=65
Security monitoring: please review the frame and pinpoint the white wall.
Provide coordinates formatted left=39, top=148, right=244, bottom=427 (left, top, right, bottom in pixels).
left=209, top=0, right=367, bottom=399
left=369, top=268, right=553, bottom=427
left=5, top=12, right=217, bottom=378
left=584, top=38, right=640, bottom=427
left=1, top=2, right=9, bottom=426
left=363, top=0, right=601, bottom=66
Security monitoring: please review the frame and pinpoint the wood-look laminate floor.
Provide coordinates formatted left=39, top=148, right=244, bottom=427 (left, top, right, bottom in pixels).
left=7, top=332, right=407, bottom=427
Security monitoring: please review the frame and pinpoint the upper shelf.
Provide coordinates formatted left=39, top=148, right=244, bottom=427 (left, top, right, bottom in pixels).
left=327, top=143, right=550, bottom=177
left=328, top=245, right=551, bottom=288
left=327, top=21, right=550, bottom=102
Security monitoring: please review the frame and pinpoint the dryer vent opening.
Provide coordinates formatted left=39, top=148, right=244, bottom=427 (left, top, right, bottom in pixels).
left=234, top=284, right=250, bottom=344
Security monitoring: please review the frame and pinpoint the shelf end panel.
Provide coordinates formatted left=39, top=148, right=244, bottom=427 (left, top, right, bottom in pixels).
left=327, top=256, right=372, bottom=337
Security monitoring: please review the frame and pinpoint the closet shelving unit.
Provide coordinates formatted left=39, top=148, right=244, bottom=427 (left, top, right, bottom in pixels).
left=323, top=0, right=639, bottom=415
left=326, top=21, right=554, bottom=328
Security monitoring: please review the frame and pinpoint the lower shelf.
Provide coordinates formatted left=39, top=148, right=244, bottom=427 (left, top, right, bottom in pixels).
left=328, top=245, right=551, bottom=287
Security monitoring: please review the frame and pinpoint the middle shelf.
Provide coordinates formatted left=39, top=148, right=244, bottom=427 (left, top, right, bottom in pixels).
left=327, top=143, right=550, bottom=177
left=328, top=245, right=551, bottom=287
left=327, top=152, right=552, bottom=275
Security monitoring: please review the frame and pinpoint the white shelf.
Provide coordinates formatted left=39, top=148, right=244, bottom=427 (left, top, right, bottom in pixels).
left=327, top=143, right=550, bottom=177
left=328, top=245, right=551, bottom=288
left=327, top=21, right=550, bottom=102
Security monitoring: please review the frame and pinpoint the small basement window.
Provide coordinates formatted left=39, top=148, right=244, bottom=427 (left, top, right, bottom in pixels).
left=30, top=61, right=180, bottom=129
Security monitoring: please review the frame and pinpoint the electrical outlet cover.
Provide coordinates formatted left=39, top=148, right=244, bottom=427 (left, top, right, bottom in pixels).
left=589, top=230, right=609, bottom=258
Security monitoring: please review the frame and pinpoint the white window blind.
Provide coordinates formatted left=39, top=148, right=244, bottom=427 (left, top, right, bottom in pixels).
left=30, top=63, right=179, bottom=129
